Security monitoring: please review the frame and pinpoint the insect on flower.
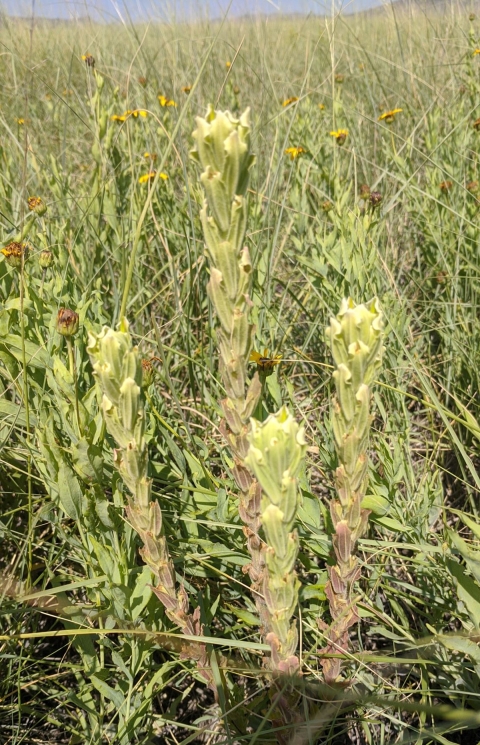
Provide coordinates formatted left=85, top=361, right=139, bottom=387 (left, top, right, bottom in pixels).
left=249, top=348, right=282, bottom=375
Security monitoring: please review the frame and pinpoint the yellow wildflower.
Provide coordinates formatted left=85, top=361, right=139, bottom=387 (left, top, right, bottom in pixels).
left=28, top=196, right=47, bottom=215
left=81, top=54, right=95, bottom=67
left=111, top=114, right=127, bottom=122
left=143, top=152, right=157, bottom=161
left=17, top=118, right=25, bottom=125
left=473, top=49, right=480, bottom=56
left=378, top=108, right=403, bottom=123
left=282, top=96, right=299, bottom=107
left=330, top=129, right=348, bottom=144
left=138, top=171, right=168, bottom=184
left=318, top=103, right=325, bottom=110
left=182, top=86, right=192, bottom=94
left=131, top=109, right=147, bottom=118
left=226, top=61, right=231, bottom=69
left=249, top=348, right=282, bottom=375
left=1, top=242, right=29, bottom=268
left=285, top=146, right=306, bottom=160
left=158, top=94, right=177, bottom=107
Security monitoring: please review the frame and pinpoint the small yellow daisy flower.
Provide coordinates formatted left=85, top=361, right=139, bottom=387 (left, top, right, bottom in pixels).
left=226, top=61, right=231, bottom=69
left=330, top=129, right=348, bottom=144
left=131, top=109, right=148, bottom=118
left=17, top=118, right=25, bottom=125
left=158, top=94, right=177, bottom=107
left=378, top=108, right=403, bottom=123
left=473, top=49, right=480, bottom=56
left=318, top=103, right=325, bottom=110
left=138, top=171, right=168, bottom=184
left=282, top=96, right=299, bottom=107
left=285, top=146, right=306, bottom=160
left=182, top=86, right=192, bottom=94
left=249, top=348, right=282, bottom=375
left=111, top=114, right=127, bottom=122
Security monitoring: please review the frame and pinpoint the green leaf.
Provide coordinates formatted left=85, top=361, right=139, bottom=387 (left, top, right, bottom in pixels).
left=90, top=675, right=125, bottom=710
left=58, top=461, right=83, bottom=520
left=447, top=558, right=480, bottom=627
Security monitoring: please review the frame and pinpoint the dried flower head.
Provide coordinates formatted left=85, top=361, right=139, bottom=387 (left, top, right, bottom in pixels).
left=56, top=308, right=79, bottom=337
left=158, top=94, right=177, bottom=107
left=474, top=118, right=480, bottom=130
left=81, top=54, right=95, bottom=67
left=233, top=85, right=240, bottom=95
left=285, top=146, right=306, bottom=160
left=330, top=129, right=348, bottom=145
left=322, top=200, right=334, bottom=212
left=138, top=76, right=147, bottom=87
left=141, top=358, right=156, bottom=387
left=28, top=196, right=47, bottom=216
left=1, top=242, right=29, bottom=268
left=282, top=96, right=299, bottom=107
left=439, top=180, right=453, bottom=192
left=378, top=107, right=403, bottom=123
left=335, top=73, right=344, bottom=83
left=467, top=180, right=479, bottom=193
left=369, top=191, right=383, bottom=208
left=470, top=13, right=476, bottom=21
left=359, top=184, right=371, bottom=197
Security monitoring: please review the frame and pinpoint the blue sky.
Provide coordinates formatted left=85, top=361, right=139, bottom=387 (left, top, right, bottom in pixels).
left=1, top=0, right=386, bottom=22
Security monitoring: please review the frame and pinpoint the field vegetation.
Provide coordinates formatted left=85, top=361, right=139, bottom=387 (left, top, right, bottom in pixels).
left=2, top=2, right=480, bottom=742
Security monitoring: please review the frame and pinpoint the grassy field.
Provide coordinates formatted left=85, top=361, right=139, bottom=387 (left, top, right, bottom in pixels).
left=2, top=2, right=480, bottom=743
